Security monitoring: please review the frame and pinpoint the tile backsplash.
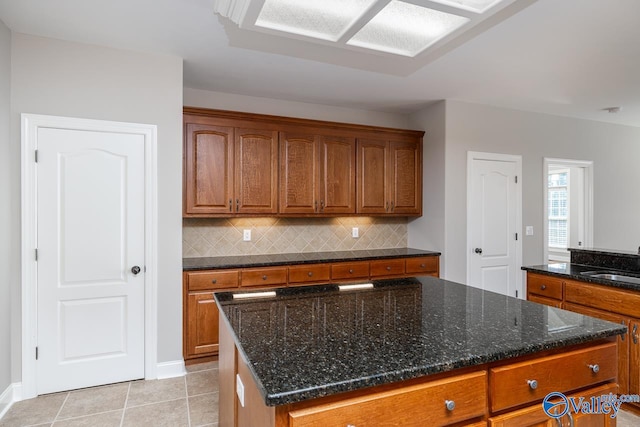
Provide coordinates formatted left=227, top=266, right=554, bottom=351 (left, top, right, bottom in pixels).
left=183, top=217, right=408, bottom=258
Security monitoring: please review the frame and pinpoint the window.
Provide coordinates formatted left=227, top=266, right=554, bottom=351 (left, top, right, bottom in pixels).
left=548, top=171, right=569, bottom=248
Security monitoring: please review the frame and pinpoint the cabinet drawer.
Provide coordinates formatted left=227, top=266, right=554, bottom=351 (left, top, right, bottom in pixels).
left=186, top=270, right=239, bottom=291
left=527, top=293, right=562, bottom=308
left=331, top=262, right=370, bottom=280
left=288, top=371, right=487, bottom=427
left=490, top=342, right=617, bottom=412
left=289, top=264, right=331, bottom=285
left=405, top=256, right=439, bottom=276
left=241, top=267, right=288, bottom=287
left=370, top=259, right=406, bottom=277
left=565, top=280, right=640, bottom=318
left=526, top=273, right=563, bottom=300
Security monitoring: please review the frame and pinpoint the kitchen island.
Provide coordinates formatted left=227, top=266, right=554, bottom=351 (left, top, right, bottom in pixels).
left=215, top=276, right=625, bottom=426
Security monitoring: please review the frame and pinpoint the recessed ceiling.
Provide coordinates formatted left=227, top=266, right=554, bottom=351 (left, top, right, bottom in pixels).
left=0, top=0, right=639, bottom=128
left=214, top=0, right=520, bottom=62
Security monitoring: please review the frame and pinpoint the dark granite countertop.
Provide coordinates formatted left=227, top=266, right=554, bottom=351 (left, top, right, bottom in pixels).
left=183, top=248, right=440, bottom=271
left=570, top=247, right=640, bottom=258
left=522, top=263, right=640, bottom=292
left=215, top=276, right=625, bottom=406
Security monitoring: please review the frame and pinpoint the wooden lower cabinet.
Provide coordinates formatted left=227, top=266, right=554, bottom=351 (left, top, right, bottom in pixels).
left=489, top=383, right=617, bottom=427
left=185, top=256, right=439, bottom=361
left=286, top=371, right=487, bottom=427
left=526, top=271, right=640, bottom=410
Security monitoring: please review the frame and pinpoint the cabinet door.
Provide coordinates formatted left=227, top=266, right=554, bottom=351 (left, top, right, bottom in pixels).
left=388, top=140, right=421, bottom=215
left=356, top=139, right=388, bottom=214
left=319, top=136, right=356, bottom=214
left=184, top=123, right=234, bottom=215
left=564, top=302, right=630, bottom=395
left=235, top=128, right=278, bottom=214
left=630, top=319, right=640, bottom=396
left=186, top=291, right=220, bottom=358
left=279, top=132, right=320, bottom=214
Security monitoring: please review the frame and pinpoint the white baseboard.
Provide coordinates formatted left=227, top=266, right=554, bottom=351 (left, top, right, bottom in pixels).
left=155, top=360, right=186, bottom=379
left=0, top=382, right=22, bottom=419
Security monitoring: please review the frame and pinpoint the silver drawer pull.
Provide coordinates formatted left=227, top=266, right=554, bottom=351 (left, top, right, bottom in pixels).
left=445, top=400, right=455, bottom=411
left=308, top=272, right=313, bottom=277
left=589, top=364, right=600, bottom=374
left=349, top=269, right=354, bottom=274
left=420, top=263, right=426, bottom=268
left=386, top=266, right=392, bottom=271
left=527, top=379, right=538, bottom=390
left=634, top=324, right=638, bottom=344
left=262, top=275, right=268, bottom=280
left=212, top=279, right=217, bottom=284
left=540, top=284, right=546, bottom=290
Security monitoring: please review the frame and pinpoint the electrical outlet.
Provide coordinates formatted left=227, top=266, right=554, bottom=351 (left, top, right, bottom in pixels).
left=243, top=229, right=251, bottom=241
left=525, top=226, right=534, bottom=236
left=236, top=374, right=245, bottom=407
left=352, top=227, right=359, bottom=238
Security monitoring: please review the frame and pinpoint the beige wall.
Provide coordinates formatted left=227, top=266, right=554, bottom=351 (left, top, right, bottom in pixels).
left=183, top=217, right=407, bottom=257
left=0, top=18, right=12, bottom=403
left=410, top=100, right=640, bottom=283
left=10, top=34, right=184, bottom=381
left=184, top=87, right=411, bottom=129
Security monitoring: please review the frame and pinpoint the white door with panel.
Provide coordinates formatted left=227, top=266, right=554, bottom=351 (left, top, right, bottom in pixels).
left=36, top=126, right=146, bottom=394
left=467, top=152, right=521, bottom=297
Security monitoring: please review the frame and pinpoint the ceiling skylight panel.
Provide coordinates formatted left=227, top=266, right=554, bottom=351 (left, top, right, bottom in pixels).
left=347, top=1, right=470, bottom=57
left=255, top=0, right=377, bottom=41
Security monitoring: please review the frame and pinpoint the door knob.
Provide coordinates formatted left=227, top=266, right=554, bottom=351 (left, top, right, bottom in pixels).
left=131, top=266, right=141, bottom=275
left=474, top=248, right=483, bottom=254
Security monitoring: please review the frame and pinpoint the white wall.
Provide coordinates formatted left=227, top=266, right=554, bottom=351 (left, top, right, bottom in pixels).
left=10, top=34, right=184, bottom=381
left=0, top=18, right=12, bottom=403
left=411, top=100, right=640, bottom=283
left=407, top=101, right=446, bottom=271
left=184, top=87, right=411, bottom=129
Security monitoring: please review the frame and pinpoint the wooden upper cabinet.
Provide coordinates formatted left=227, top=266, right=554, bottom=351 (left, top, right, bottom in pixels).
left=235, top=128, right=278, bottom=214
left=184, top=123, right=234, bottom=215
left=389, top=140, right=421, bottom=215
left=357, top=139, right=388, bottom=214
left=280, top=133, right=356, bottom=215
left=357, top=138, right=422, bottom=215
left=319, top=136, right=356, bottom=214
left=279, top=132, right=319, bottom=214
left=184, top=115, right=278, bottom=216
left=183, top=108, right=424, bottom=217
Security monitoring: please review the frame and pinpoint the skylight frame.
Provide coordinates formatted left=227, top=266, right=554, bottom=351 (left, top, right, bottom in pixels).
left=213, top=0, right=520, bottom=60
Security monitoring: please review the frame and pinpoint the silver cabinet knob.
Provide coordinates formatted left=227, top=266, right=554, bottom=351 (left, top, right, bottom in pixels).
left=308, top=271, right=313, bottom=277
left=589, top=364, right=600, bottom=373
left=540, top=284, right=546, bottom=290
left=445, top=400, right=455, bottom=411
left=131, top=266, right=141, bottom=275
left=474, top=248, right=483, bottom=254
left=262, top=275, right=267, bottom=280
left=212, top=279, right=217, bottom=284
left=349, top=269, right=354, bottom=274
left=386, top=266, right=391, bottom=271
left=527, top=379, right=538, bottom=390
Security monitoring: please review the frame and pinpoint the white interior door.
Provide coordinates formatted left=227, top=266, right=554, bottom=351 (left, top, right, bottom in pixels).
left=36, top=126, right=145, bottom=394
left=467, top=152, right=521, bottom=297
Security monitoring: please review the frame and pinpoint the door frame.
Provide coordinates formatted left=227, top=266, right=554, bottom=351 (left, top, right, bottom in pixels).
left=20, top=114, right=158, bottom=399
left=466, top=151, right=522, bottom=297
left=542, top=158, right=594, bottom=263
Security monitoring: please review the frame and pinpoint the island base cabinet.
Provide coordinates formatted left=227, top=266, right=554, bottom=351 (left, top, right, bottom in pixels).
left=489, top=383, right=618, bottom=427
left=286, top=371, right=487, bottom=427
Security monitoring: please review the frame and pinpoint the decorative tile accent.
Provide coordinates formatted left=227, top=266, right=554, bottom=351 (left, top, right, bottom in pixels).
left=182, top=217, right=408, bottom=258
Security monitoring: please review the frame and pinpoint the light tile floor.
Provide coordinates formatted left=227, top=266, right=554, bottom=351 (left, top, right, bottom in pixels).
left=3, top=360, right=640, bottom=426
left=0, top=362, right=219, bottom=427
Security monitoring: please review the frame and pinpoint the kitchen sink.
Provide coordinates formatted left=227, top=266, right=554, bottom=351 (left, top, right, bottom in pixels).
left=580, top=271, right=640, bottom=285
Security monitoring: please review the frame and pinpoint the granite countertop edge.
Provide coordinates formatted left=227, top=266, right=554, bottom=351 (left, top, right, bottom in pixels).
left=260, top=329, right=621, bottom=406
left=184, top=248, right=440, bottom=271
left=522, top=264, right=640, bottom=292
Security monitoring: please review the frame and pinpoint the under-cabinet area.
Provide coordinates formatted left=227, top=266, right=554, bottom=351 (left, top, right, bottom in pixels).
left=215, top=277, right=624, bottom=427
left=183, top=108, right=423, bottom=217
left=182, top=249, right=439, bottom=361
